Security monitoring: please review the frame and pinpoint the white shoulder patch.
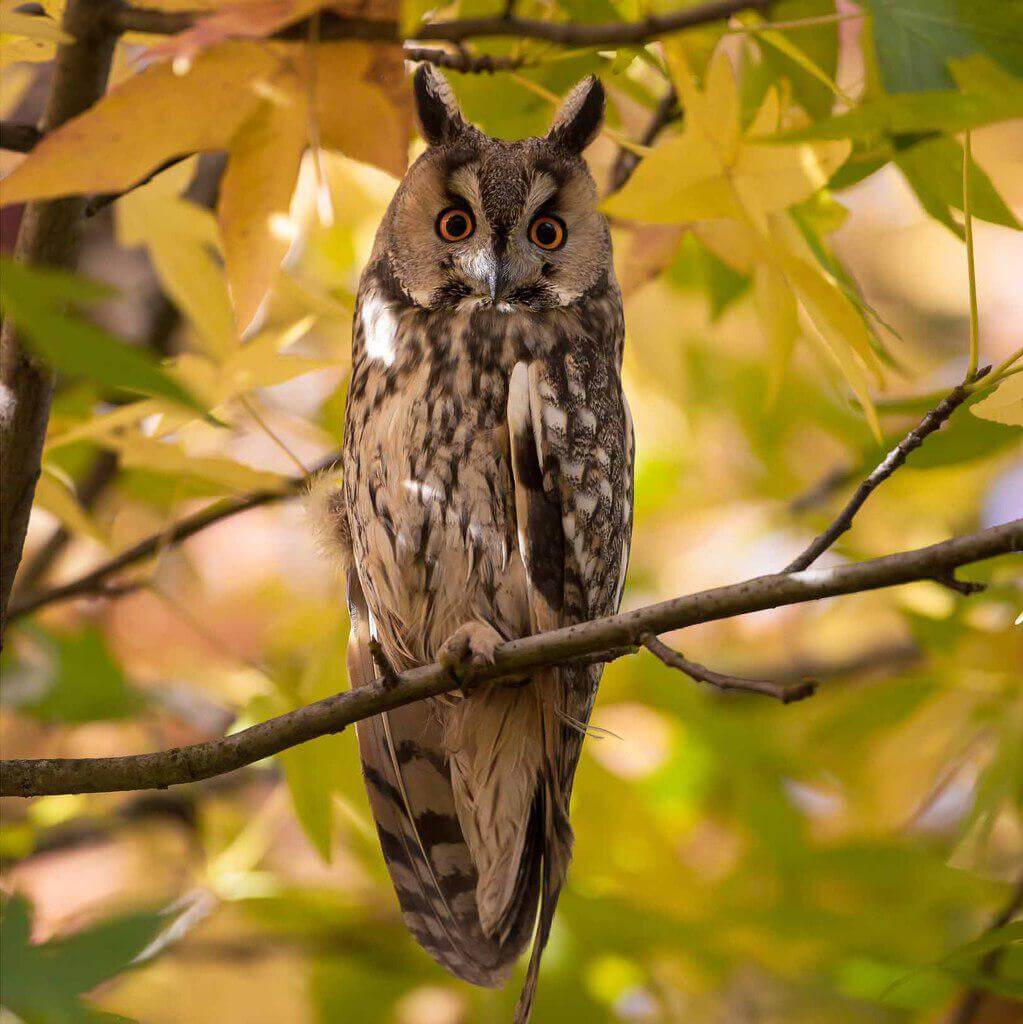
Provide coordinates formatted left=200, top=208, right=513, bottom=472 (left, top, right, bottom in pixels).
left=360, top=293, right=398, bottom=367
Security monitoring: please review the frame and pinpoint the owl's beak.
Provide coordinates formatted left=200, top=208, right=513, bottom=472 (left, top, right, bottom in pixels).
left=488, top=265, right=511, bottom=302
left=476, top=248, right=512, bottom=302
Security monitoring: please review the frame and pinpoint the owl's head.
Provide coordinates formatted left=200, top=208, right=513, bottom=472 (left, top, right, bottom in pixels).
left=376, top=65, right=611, bottom=312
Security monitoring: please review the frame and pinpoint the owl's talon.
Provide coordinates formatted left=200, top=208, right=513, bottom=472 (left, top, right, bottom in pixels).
left=438, top=621, right=503, bottom=693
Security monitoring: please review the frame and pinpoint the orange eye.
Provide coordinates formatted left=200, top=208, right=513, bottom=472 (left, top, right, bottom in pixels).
left=436, top=207, right=474, bottom=242
left=529, top=215, right=566, bottom=250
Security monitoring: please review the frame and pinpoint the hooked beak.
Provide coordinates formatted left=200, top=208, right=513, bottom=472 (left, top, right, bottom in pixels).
left=478, top=248, right=512, bottom=303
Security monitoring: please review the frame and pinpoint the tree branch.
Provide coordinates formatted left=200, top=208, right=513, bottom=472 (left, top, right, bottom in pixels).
left=110, top=0, right=769, bottom=48
left=642, top=634, right=816, bottom=703
left=6, top=452, right=339, bottom=622
left=2, top=519, right=1018, bottom=798
left=0, top=0, right=120, bottom=641
left=401, top=46, right=524, bottom=73
left=784, top=372, right=988, bottom=573
left=607, top=88, right=680, bottom=194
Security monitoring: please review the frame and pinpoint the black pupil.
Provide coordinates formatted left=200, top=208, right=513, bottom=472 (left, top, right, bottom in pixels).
left=535, top=220, right=558, bottom=246
left=445, top=212, right=468, bottom=237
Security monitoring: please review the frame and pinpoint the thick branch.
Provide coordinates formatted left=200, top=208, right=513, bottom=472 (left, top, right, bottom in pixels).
left=7, top=452, right=339, bottom=622
left=111, top=0, right=768, bottom=47
left=2, top=520, right=1018, bottom=797
left=0, top=0, right=119, bottom=640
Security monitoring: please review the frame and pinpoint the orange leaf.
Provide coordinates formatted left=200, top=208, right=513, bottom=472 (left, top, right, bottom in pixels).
left=0, top=43, right=277, bottom=205
left=219, top=83, right=307, bottom=332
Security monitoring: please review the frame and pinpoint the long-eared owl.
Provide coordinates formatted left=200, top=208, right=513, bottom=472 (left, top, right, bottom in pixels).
left=332, top=65, right=633, bottom=1022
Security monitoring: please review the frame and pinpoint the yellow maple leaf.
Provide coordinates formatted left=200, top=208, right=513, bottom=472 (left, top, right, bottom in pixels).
left=1, top=39, right=409, bottom=331
left=603, top=44, right=885, bottom=436
left=116, top=160, right=237, bottom=361
left=971, top=373, right=1023, bottom=426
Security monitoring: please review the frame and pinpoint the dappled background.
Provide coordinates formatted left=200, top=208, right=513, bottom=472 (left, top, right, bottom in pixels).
left=1, top=2, right=1021, bottom=1022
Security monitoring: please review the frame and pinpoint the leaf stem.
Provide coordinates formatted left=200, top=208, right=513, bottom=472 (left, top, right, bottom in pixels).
left=963, top=130, right=980, bottom=383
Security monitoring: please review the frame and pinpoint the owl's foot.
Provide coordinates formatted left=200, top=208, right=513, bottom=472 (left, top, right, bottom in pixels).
left=438, top=620, right=503, bottom=693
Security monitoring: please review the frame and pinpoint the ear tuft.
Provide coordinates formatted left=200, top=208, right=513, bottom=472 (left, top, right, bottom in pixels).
left=546, top=75, right=605, bottom=154
left=413, top=64, right=466, bottom=146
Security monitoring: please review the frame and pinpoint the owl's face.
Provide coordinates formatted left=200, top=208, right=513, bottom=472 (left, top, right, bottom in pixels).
left=377, top=68, right=611, bottom=313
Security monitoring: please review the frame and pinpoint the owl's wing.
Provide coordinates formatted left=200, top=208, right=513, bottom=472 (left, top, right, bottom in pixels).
left=507, top=351, right=633, bottom=1023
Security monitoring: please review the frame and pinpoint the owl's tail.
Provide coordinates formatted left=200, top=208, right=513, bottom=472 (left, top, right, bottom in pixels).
left=514, top=764, right=574, bottom=1024
left=347, top=571, right=541, bottom=988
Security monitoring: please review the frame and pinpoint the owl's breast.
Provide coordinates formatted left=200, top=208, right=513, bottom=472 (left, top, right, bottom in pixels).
left=342, top=317, right=529, bottom=667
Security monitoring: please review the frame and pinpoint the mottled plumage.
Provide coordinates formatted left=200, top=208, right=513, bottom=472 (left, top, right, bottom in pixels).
left=332, top=66, right=633, bottom=1022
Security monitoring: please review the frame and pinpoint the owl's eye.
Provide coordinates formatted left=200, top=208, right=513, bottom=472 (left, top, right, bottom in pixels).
left=528, top=215, right=566, bottom=251
left=436, top=207, right=475, bottom=242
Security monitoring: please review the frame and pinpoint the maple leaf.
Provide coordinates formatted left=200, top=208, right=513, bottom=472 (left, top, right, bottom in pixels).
left=603, top=44, right=884, bottom=436
left=1, top=34, right=409, bottom=331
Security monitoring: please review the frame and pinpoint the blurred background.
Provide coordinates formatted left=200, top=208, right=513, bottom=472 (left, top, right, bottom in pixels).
left=1, top=3, right=1021, bottom=1022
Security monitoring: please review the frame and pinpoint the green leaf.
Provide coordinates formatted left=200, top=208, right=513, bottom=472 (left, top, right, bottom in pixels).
left=850, top=394, right=1020, bottom=474
left=666, top=233, right=751, bottom=320
left=896, top=135, right=1021, bottom=235
left=771, top=57, right=1023, bottom=141
left=864, top=0, right=1023, bottom=94
left=756, top=0, right=841, bottom=119
left=0, top=259, right=204, bottom=413
left=940, top=921, right=1023, bottom=965
left=449, top=52, right=607, bottom=141
left=1, top=894, right=164, bottom=1024
left=263, top=620, right=351, bottom=862
left=1, top=626, right=144, bottom=723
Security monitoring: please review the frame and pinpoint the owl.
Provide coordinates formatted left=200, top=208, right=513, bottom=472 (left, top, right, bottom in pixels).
left=333, top=65, right=633, bottom=1022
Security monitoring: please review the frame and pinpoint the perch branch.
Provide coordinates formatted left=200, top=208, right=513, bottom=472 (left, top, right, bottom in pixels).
left=0, top=0, right=120, bottom=640
left=2, top=519, right=1019, bottom=797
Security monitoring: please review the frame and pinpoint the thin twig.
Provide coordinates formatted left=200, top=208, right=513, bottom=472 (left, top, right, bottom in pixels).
left=947, top=871, right=1023, bottom=1024
left=784, top=370, right=990, bottom=573
left=2, top=519, right=1019, bottom=797
left=962, top=130, right=980, bottom=383
left=606, top=88, right=680, bottom=195
left=403, top=46, right=525, bottom=73
left=642, top=634, right=816, bottom=703
left=83, top=153, right=191, bottom=218
left=7, top=452, right=340, bottom=622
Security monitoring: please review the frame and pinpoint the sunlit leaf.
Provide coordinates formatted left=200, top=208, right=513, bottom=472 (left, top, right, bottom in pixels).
left=970, top=372, right=1023, bottom=426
